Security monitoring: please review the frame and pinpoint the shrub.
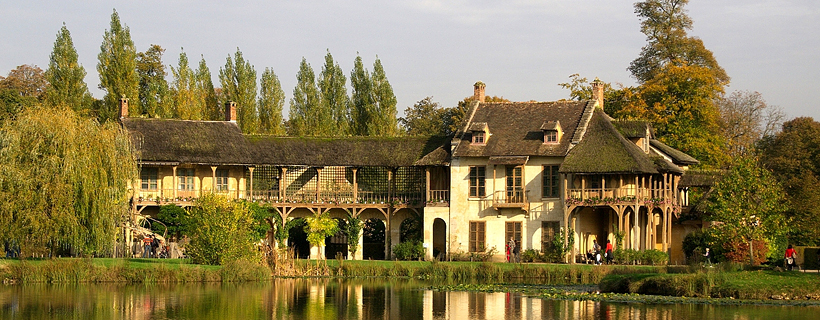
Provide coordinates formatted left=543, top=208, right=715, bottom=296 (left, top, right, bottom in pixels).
left=641, top=249, right=669, bottom=265
left=186, top=194, right=261, bottom=265
left=521, top=249, right=542, bottom=263
left=393, top=241, right=424, bottom=261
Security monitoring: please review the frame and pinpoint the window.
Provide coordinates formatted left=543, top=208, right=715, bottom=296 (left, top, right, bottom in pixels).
left=544, top=130, right=558, bottom=143
left=216, top=169, right=229, bottom=191
left=140, top=167, right=158, bottom=190
left=469, top=166, right=485, bottom=197
left=469, top=221, right=486, bottom=252
left=472, top=131, right=485, bottom=144
left=541, top=221, right=560, bottom=251
left=178, top=168, right=195, bottom=190
left=506, top=166, right=523, bottom=202
left=505, top=221, right=522, bottom=249
left=542, top=165, right=560, bottom=198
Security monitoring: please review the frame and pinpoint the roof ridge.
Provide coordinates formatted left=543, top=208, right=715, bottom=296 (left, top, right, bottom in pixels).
left=570, top=100, right=596, bottom=147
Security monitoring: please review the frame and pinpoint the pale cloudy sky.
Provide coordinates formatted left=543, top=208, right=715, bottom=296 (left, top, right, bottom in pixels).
left=2, top=0, right=818, bottom=120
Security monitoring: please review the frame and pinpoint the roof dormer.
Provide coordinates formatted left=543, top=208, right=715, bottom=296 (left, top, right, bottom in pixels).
left=540, top=120, right=562, bottom=144
left=469, top=122, right=489, bottom=145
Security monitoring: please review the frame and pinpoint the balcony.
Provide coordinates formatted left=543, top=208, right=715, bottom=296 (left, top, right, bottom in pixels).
left=492, top=188, right=528, bottom=210
left=566, top=187, right=674, bottom=207
left=134, top=188, right=432, bottom=208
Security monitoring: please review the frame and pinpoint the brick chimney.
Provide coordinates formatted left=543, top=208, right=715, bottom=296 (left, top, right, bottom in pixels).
left=473, top=81, right=486, bottom=103
left=118, top=98, right=129, bottom=119
left=224, top=101, right=237, bottom=122
left=591, top=78, right=604, bottom=109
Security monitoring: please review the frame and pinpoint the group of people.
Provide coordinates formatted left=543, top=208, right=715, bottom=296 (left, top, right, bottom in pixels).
left=138, top=234, right=185, bottom=259
left=506, top=237, right=520, bottom=263
left=586, top=239, right=613, bottom=265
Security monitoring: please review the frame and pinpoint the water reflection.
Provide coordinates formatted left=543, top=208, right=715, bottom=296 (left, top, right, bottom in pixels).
left=1, top=279, right=818, bottom=319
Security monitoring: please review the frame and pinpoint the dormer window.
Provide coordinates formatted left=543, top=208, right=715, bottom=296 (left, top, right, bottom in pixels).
left=473, top=131, right=485, bottom=144
left=541, top=120, right=562, bottom=144
left=469, top=122, right=489, bottom=145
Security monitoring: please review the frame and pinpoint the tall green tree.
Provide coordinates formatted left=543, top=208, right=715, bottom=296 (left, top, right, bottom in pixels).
left=288, top=58, right=325, bottom=136
left=219, top=48, right=257, bottom=133
left=0, top=65, right=47, bottom=119
left=137, top=44, right=171, bottom=118
left=97, top=9, right=139, bottom=121
left=400, top=96, right=446, bottom=136
left=350, top=54, right=375, bottom=136
left=0, top=106, right=137, bottom=257
left=195, top=56, right=219, bottom=121
left=170, top=50, right=198, bottom=119
left=258, top=67, right=286, bottom=135
left=45, top=24, right=93, bottom=112
left=370, top=57, right=398, bottom=136
left=319, top=51, right=350, bottom=135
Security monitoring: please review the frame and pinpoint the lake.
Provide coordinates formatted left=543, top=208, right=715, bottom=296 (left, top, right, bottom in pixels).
left=1, top=278, right=817, bottom=319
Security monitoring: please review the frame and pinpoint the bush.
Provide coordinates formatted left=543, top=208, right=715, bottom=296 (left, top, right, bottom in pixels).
left=521, top=249, right=542, bottom=263
left=186, top=194, right=261, bottom=265
left=393, top=241, right=424, bottom=261
left=640, top=249, right=669, bottom=265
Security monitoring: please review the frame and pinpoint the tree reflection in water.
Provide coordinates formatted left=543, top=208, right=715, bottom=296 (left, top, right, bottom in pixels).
left=1, top=279, right=818, bottom=319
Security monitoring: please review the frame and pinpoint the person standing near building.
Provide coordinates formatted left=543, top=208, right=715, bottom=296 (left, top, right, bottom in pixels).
left=508, top=237, right=516, bottom=263
left=785, top=244, right=797, bottom=271
left=142, top=235, right=152, bottom=258
left=703, top=247, right=712, bottom=267
left=605, top=239, right=614, bottom=264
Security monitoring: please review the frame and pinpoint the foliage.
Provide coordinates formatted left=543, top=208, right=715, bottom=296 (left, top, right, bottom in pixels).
left=151, top=204, right=189, bottom=239
left=682, top=230, right=721, bottom=262
left=247, top=202, right=272, bottom=242
left=1, top=65, right=46, bottom=120
left=303, top=212, right=339, bottom=254
left=544, top=227, right=574, bottom=263
left=717, top=90, right=784, bottom=158
left=521, top=249, right=543, bottom=263
left=258, top=67, right=286, bottom=135
left=195, top=56, right=220, bottom=121
left=345, top=215, right=362, bottom=256
left=399, top=215, right=422, bottom=243
left=97, top=9, right=139, bottom=121
left=45, top=25, right=93, bottom=112
left=399, top=96, right=447, bottom=136
left=758, top=117, right=820, bottom=246
left=288, top=58, right=325, bottom=136
left=219, top=48, right=258, bottom=133
left=393, top=241, right=424, bottom=261
left=370, top=57, right=398, bottom=136
left=0, top=106, right=137, bottom=257
left=319, top=50, right=351, bottom=135
left=170, top=50, right=199, bottom=119
left=137, top=44, right=171, bottom=118
left=349, top=55, right=375, bottom=136
left=185, top=194, right=260, bottom=265
left=705, top=155, right=788, bottom=263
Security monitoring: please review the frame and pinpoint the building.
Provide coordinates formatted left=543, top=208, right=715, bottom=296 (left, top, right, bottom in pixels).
left=122, top=80, right=698, bottom=262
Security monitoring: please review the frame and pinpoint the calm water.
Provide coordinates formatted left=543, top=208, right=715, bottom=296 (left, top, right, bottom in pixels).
left=1, top=279, right=817, bottom=319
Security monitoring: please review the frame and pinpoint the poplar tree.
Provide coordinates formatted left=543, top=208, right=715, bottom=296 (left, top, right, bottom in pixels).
left=45, top=24, right=93, bottom=112
left=288, top=58, right=324, bottom=136
left=350, top=54, right=375, bottom=136
left=195, top=56, right=219, bottom=121
left=219, top=48, right=258, bottom=133
left=170, top=50, right=198, bottom=119
left=371, top=57, right=398, bottom=136
left=258, top=68, right=286, bottom=135
left=137, top=44, right=171, bottom=118
left=319, top=50, right=350, bottom=135
left=97, top=9, right=139, bottom=121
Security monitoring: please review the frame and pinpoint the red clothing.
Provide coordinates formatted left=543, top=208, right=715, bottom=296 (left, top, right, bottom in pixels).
left=785, top=248, right=796, bottom=258
left=606, top=243, right=613, bottom=252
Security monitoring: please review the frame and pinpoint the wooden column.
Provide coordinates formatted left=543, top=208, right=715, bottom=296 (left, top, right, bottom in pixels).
left=279, top=167, right=288, bottom=200
left=352, top=168, right=358, bottom=202
left=211, top=166, right=218, bottom=193
left=248, top=166, right=254, bottom=200
left=172, top=166, right=178, bottom=199
left=425, top=167, right=431, bottom=203
left=581, top=176, right=586, bottom=201
left=315, top=167, right=322, bottom=202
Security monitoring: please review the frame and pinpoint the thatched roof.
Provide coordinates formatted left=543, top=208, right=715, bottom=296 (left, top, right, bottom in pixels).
left=559, top=109, right=659, bottom=174
left=679, top=169, right=720, bottom=187
left=123, top=118, right=251, bottom=165
left=452, top=100, right=592, bottom=157
left=611, top=120, right=652, bottom=138
left=650, top=139, right=699, bottom=165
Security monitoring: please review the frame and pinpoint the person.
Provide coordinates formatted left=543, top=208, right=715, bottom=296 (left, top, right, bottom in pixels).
left=142, top=235, right=152, bottom=258
left=703, top=247, right=712, bottom=267
left=151, top=235, right=160, bottom=258
left=505, top=243, right=510, bottom=262
left=508, top=237, right=516, bottom=263
left=785, top=244, right=797, bottom=271
left=605, top=239, right=614, bottom=264
left=586, top=250, right=595, bottom=264
left=512, top=240, right=520, bottom=263
left=593, top=240, right=602, bottom=265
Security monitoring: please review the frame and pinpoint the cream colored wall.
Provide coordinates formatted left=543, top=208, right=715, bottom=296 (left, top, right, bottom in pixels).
left=139, top=165, right=247, bottom=200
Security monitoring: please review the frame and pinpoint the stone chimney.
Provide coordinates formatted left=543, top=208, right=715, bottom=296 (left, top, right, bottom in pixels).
left=118, top=98, right=129, bottom=119
left=591, top=78, right=604, bottom=109
left=473, top=81, right=486, bottom=102
left=224, top=101, right=237, bottom=122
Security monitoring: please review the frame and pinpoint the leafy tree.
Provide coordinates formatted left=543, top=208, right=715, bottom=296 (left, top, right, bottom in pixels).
left=0, top=106, right=137, bottom=257
left=303, top=212, right=339, bottom=259
left=258, top=68, right=286, bottom=135
left=370, top=57, right=398, bottom=136
left=704, top=156, right=788, bottom=264
left=137, top=44, right=172, bottom=118
left=170, top=50, right=198, bottom=119
left=219, top=48, right=258, bottom=133
left=717, top=90, right=784, bottom=158
left=45, top=25, right=93, bottom=112
left=150, top=204, right=189, bottom=239
left=0, top=65, right=46, bottom=119
left=346, top=214, right=362, bottom=257
left=97, top=9, right=139, bottom=121
left=195, top=56, right=220, bottom=121
left=400, top=96, right=446, bottom=136
left=319, top=51, right=351, bottom=135
left=186, top=194, right=261, bottom=265
left=288, top=58, right=325, bottom=136
left=350, top=55, right=375, bottom=136
left=759, top=117, right=820, bottom=246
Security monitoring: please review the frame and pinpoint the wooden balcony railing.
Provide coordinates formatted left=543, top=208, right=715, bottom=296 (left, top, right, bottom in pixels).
left=135, top=188, right=432, bottom=207
left=492, top=188, right=528, bottom=209
left=566, top=187, right=675, bottom=206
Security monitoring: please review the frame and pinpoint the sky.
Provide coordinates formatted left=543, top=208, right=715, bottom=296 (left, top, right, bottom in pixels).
left=1, top=0, right=818, bottom=120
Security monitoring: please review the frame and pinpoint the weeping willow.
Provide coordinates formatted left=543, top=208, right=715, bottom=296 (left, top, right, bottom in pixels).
left=0, top=106, right=137, bottom=257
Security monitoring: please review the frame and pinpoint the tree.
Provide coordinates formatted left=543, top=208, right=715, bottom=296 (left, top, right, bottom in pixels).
left=97, top=9, right=139, bottom=121
left=170, top=50, right=198, bottom=119
left=219, top=48, right=258, bottom=133
left=195, top=56, right=219, bottom=121
left=45, top=25, right=93, bottom=112
left=258, top=68, right=286, bottom=135
left=400, top=96, right=446, bottom=136
left=287, top=58, right=325, bottom=136
left=704, top=156, right=788, bottom=264
left=303, top=212, right=339, bottom=259
left=370, top=57, right=398, bottom=136
left=137, top=44, right=171, bottom=118
left=0, top=106, right=137, bottom=257
left=717, top=90, right=784, bottom=158
left=758, top=117, right=820, bottom=246
left=319, top=50, right=351, bottom=136
left=346, top=214, right=362, bottom=258
left=0, top=65, right=47, bottom=119
left=350, top=54, right=375, bottom=136
left=186, top=194, right=261, bottom=265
